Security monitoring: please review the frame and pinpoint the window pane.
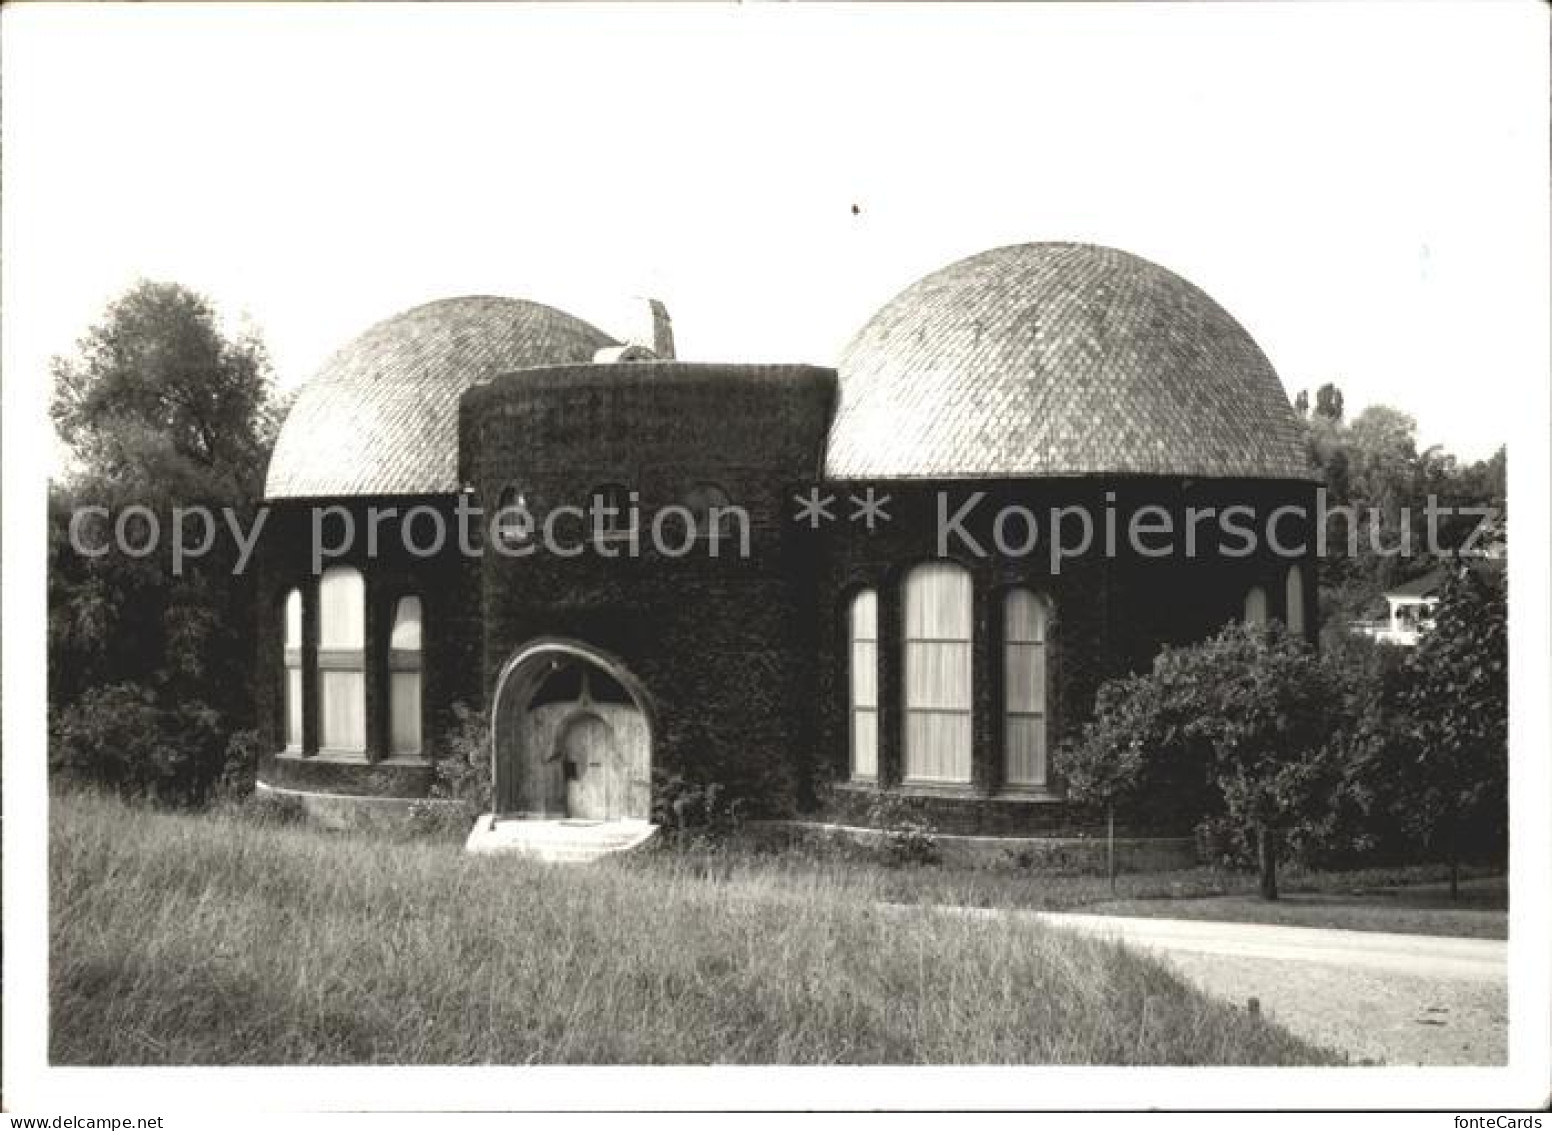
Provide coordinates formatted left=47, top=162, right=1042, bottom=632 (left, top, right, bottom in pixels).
left=905, top=562, right=972, bottom=639
left=850, top=640, right=877, bottom=708
left=1004, top=642, right=1045, bottom=713
left=390, top=671, right=422, bottom=757
left=284, top=589, right=303, bottom=648
left=1285, top=566, right=1305, bottom=635
left=1244, top=585, right=1268, bottom=627
left=904, top=711, right=972, bottom=782
left=903, top=564, right=973, bottom=783
left=285, top=668, right=304, bottom=750
left=851, top=708, right=877, bottom=779
left=390, top=596, right=423, bottom=651
left=319, top=567, right=365, bottom=648
left=1004, top=589, right=1046, bottom=643
left=320, top=669, right=366, bottom=752
left=1005, top=716, right=1047, bottom=787
left=850, top=588, right=878, bottom=642
left=905, top=641, right=972, bottom=710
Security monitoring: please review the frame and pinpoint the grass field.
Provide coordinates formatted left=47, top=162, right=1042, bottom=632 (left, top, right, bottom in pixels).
left=641, top=834, right=1507, bottom=939
left=1074, top=877, right=1507, bottom=939
left=49, top=792, right=1341, bottom=1066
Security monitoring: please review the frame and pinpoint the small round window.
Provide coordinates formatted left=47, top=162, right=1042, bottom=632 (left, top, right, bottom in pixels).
left=493, top=486, right=532, bottom=550
left=684, top=482, right=734, bottom=538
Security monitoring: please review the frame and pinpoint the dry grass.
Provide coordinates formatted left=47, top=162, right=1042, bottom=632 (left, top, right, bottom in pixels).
left=623, top=836, right=1506, bottom=938
left=50, top=792, right=1339, bottom=1066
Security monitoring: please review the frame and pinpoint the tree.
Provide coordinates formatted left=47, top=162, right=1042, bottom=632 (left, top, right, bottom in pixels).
left=1062, top=624, right=1352, bottom=900
left=49, top=281, right=278, bottom=802
left=1294, top=383, right=1504, bottom=631
left=52, top=282, right=278, bottom=488
left=1394, top=567, right=1508, bottom=898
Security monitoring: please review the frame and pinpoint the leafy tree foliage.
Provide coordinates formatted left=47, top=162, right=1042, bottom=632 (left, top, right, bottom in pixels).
left=49, top=282, right=279, bottom=802
left=1393, top=568, right=1509, bottom=895
left=1292, top=382, right=1504, bottom=628
left=1062, top=624, right=1356, bottom=899
left=1062, top=574, right=1508, bottom=896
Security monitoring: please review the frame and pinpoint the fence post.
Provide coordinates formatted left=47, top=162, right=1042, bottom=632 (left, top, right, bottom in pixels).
left=1107, top=806, right=1117, bottom=894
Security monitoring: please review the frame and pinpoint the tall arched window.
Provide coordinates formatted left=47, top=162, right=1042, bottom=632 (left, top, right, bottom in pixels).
left=1003, top=589, right=1049, bottom=788
left=1285, top=564, right=1306, bottom=635
left=318, top=566, right=366, bottom=754
left=388, top=596, right=423, bottom=757
left=848, top=589, right=879, bottom=780
left=1244, top=584, right=1268, bottom=628
left=903, top=562, right=973, bottom=784
left=283, top=588, right=304, bottom=751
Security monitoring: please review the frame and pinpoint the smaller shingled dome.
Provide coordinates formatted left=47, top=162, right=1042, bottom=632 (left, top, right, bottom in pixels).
left=825, top=243, right=1315, bottom=481
left=265, top=297, right=616, bottom=499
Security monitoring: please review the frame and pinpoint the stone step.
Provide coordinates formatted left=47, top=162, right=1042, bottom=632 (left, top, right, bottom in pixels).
left=464, top=815, right=659, bottom=863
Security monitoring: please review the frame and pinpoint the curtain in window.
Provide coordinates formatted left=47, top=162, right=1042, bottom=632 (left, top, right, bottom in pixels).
left=318, top=566, right=366, bottom=753
left=1244, top=584, right=1268, bottom=627
left=1285, top=565, right=1305, bottom=635
left=389, top=596, right=423, bottom=757
left=903, top=563, right=972, bottom=783
left=848, top=589, right=878, bottom=780
left=1003, top=589, right=1048, bottom=788
left=283, top=589, right=304, bottom=750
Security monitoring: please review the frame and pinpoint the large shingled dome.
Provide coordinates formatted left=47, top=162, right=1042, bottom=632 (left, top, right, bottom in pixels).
left=265, top=297, right=615, bottom=498
left=825, top=243, right=1313, bottom=481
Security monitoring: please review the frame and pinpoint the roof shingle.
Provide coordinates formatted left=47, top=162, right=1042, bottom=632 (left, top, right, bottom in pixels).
left=824, top=243, right=1315, bottom=482
left=265, top=297, right=615, bottom=499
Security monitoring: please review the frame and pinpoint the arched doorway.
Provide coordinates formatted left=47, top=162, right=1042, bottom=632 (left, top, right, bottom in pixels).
left=490, top=640, right=654, bottom=821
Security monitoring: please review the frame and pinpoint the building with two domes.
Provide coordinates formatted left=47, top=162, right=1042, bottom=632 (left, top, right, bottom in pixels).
left=256, top=242, right=1317, bottom=854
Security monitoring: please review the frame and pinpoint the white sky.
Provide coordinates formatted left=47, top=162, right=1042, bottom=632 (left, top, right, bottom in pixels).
left=4, top=2, right=1547, bottom=463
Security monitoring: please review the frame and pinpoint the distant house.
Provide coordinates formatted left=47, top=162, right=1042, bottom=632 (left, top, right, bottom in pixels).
left=1354, top=559, right=1505, bottom=646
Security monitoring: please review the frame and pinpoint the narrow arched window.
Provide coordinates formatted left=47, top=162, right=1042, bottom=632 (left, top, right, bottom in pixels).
left=388, top=596, right=423, bottom=757
left=1285, top=564, right=1306, bottom=636
left=848, top=589, right=879, bottom=781
left=1244, top=584, right=1268, bottom=628
left=493, top=486, right=530, bottom=551
left=318, top=566, right=366, bottom=754
left=1003, top=589, right=1049, bottom=788
left=283, top=588, right=304, bottom=751
left=903, top=562, right=973, bottom=784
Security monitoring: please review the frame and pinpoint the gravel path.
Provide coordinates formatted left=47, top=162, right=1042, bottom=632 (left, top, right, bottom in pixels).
left=1032, top=911, right=1509, bottom=1065
left=914, top=905, right=1509, bottom=1065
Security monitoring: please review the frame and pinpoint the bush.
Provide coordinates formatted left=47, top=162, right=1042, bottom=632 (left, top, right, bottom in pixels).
left=865, top=792, right=940, bottom=868
left=242, top=787, right=305, bottom=825
left=1060, top=623, right=1354, bottom=899
left=50, top=682, right=228, bottom=806
left=211, top=728, right=263, bottom=804
left=406, top=799, right=474, bottom=840
left=1394, top=567, right=1508, bottom=884
left=428, top=702, right=492, bottom=810
left=651, top=770, right=746, bottom=849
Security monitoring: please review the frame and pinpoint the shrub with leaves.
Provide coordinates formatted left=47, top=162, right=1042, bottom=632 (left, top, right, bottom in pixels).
left=1061, top=623, right=1354, bottom=899
left=865, top=792, right=941, bottom=867
left=49, top=281, right=283, bottom=802
left=50, top=682, right=227, bottom=807
left=1394, top=566, right=1508, bottom=894
left=427, top=702, right=493, bottom=811
left=651, top=770, right=747, bottom=849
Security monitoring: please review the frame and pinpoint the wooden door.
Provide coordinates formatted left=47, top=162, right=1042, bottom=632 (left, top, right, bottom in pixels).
left=560, top=713, right=615, bottom=820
